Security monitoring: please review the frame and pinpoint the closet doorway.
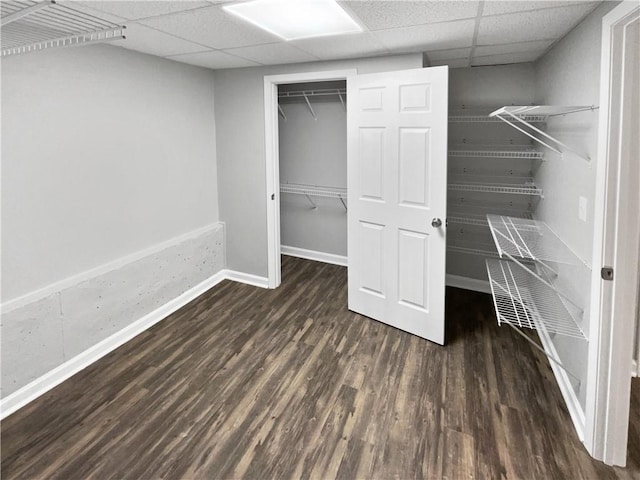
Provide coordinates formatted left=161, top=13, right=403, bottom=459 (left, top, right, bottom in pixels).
left=264, top=69, right=356, bottom=289
left=278, top=80, right=348, bottom=269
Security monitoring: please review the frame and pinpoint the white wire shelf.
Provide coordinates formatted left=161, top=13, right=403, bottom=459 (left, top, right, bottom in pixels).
left=448, top=147, right=543, bottom=160
left=278, top=88, right=346, bottom=99
left=487, top=215, right=587, bottom=266
left=490, top=106, right=597, bottom=161
left=448, top=242, right=500, bottom=258
left=1, top=0, right=126, bottom=57
left=486, top=259, right=586, bottom=340
left=448, top=210, right=533, bottom=227
left=449, top=111, right=546, bottom=123
left=448, top=179, right=542, bottom=196
left=280, top=182, right=347, bottom=210
left=278, top=88, right=346, bottom=120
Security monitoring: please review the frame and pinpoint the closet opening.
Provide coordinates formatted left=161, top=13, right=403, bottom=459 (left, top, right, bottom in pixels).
left=264, top=69, right=357, bottom=289
left=278, top=80, right=348, bottom=273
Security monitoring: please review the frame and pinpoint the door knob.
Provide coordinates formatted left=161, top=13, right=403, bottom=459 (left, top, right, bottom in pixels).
left=432, top=218, right=442, bottom=228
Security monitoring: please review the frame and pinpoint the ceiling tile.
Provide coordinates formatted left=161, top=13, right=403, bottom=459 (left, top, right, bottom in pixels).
left=474, top=39, right=555, bottom=57
left=167, top=50, right=261, bottom=69
left=112, top=23, right=208, bottom=57
left=225, top=43, right=319, bottom=65
left=483, top=1, right=596, bottom=17
left=57, top=1, right=128, bottom=23
left=75, top=1, right=210, bottom=21
left=292, top=32, right=388, bottom=60
left=472, top=50, right=545, bottom=67
left=477, top=4, right=600, bottom=45
left=430, top=57, right=469, bottom=68
left=426, top=47, right=471, bottom=61
left=373, top=19, right=475, bottom=52
left=139, top=5, right=279, bottom=49
left=340, top=1, right=479, bottom=30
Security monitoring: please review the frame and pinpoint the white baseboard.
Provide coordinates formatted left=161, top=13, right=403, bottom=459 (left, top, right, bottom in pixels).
left=537, top=327, right=586, bottom=441
left=0, top=270, right=227, bottom=420
left=224, top=269, right=270, bottom=288
left=632, top=359, right=638, bottom=378
left=446, top=274, right=492, bottom=294
left=281, top=245, right=347, bottom=267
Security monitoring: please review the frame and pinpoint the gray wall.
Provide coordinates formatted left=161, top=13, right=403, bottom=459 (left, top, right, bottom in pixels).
left=214, top=54, right=422, bottom=277
left=279, top=99, right=347, bottom=256
left=534, top=1, right=620, bottom=409
left=2, top=44, right=219, bottom=301
left=1, top=44, right=223, bottom=397
left=446, top=64, right=536, bottom=281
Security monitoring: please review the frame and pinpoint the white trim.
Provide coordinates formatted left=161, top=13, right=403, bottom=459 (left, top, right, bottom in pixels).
left=0, top=269, right=227, bottom=419
left=1, top=223, right=221, bottom=314
left=538, top=327, right=586, bottom=441
left=281, top=245, right=347, bottom=267
left=586, top=1, right=639, bottom=466
left=632, top=359, right=638, bottom=378
left=445, top=274, right=492, bottom=294
left=224, top=270, right=270, bottom=289
left=264, top=69, right=357, bottom=290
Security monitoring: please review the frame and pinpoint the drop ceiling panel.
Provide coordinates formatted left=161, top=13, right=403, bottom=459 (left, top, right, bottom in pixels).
left=292, top=32, right=389, bottom=60
left=226, top=43, right=319, bottom=65
left=340, top=1, right=479, bottom=30
left=431, top=57, right=468, bottom=68
left=477, top=4, right=600, bottom=45
left=76, top=1, right=211, bottom=21
left=426, top=47, right=471, bottom=61
left=474, top=39, right=555, bottom=57
left=483, top=1, right=595, bottom=17
left=112, top=23, right=208, bottom=57
left=472, top=50, right=545, bottom=67
left=167, top=50, right=262, bottom=69
left=139, top=5, right=279, bottom=49
left=373, top=19, right=475, bottom=52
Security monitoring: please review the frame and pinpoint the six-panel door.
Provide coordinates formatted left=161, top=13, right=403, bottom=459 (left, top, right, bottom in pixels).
left=347, top=66, right=448, bottom=345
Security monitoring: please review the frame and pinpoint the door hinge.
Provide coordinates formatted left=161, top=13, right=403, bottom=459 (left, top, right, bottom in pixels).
left=601, top=266, right=614, bottom=281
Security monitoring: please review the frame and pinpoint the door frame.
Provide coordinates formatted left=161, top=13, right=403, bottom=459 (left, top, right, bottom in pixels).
left=264, top=69, right=357, bottom=288
left=586, top=1, right=639, bottom=466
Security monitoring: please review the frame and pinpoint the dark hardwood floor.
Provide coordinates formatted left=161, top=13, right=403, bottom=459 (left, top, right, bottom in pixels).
left=2, top=256, right=639, bottom=479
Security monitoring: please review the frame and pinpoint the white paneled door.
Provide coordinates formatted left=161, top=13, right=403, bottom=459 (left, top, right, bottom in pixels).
left=347, top=66, right=448, bottom=345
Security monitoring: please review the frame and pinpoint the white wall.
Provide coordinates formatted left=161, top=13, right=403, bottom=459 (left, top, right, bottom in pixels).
left=1, top=44, right=219, bottom=302
left=534, top=1, right=620, bottom=412
left=279, top=97, right=347, bottom=257
left=214, top=54, right=422, bottom=277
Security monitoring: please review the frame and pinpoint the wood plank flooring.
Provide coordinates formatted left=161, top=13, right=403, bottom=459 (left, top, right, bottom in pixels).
left=2, top=256, right=639, bottom=479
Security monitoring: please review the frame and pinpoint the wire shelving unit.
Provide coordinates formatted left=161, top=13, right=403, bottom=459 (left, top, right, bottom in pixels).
left=280, top=182, right=347, bottom=211
left=1, top=0, right=126, bottom=57
left=490, top=105, right=598, bottom=161
left=484, top=214, right=590, bottom=379
left=486, top=259, right=586, bottom=340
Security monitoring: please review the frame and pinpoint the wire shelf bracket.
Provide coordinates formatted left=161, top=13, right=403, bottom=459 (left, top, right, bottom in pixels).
left=490, top=106, right=598, bottom=161
left=1, top=0, right=126, bottom=57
